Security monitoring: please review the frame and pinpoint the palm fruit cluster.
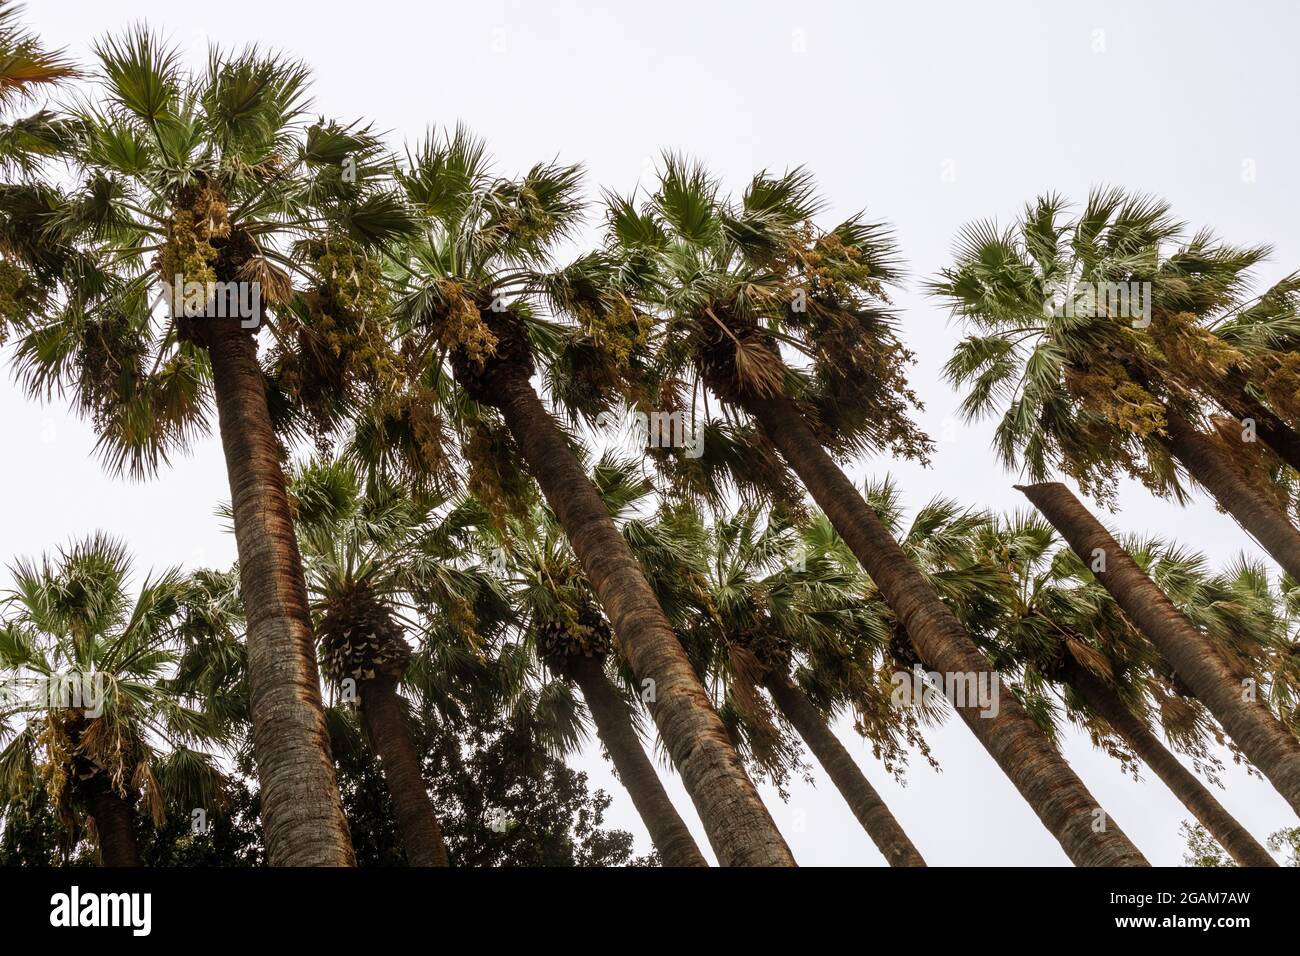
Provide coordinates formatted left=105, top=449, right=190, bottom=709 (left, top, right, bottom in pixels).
left=157, top=182, right=230, bottom=294
left=276, top=239, right=399, bottom=447
left=573, top=292, right=653, bottom=395
left=74, top=314, right=150, bottom=434
left=434, top=279, right=498, bottom=370
left=441, top=291, right=535, bottom=405
left=0, top=259, right=39, bottom=341
left=535, top=594, right=614, bottom=668
left=464, top=417, right=535, bottom=531
left=318, top=584, right=412, bottom=685
left=886, top=621, right=925, bottom=672
left=37, top=708, right=135, bottom=833
left=731, top=618, right=791, bottom=679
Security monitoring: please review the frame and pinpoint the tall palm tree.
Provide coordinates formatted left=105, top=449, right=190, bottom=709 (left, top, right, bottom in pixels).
left=13, top=33, right=416, bottom=865
left=604, top=159, right=1147, bottom=866
left=487, top=478, right=708, bottom=867
left=663, top=502, right=925, bottom=866
left=1018, top=481, right=1300, bottom=818
left=0, top=535, right=225, bottom=865
left=289, top=459, right=495, bottom=866
left=932, top=190, right=1300, bottom=581
left=973, top=511, right=1276, bottom=866
left=385, top=129, right=793, bottom=865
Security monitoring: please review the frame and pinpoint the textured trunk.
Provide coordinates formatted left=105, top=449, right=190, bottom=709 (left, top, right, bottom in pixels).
left=764, top=671, right=925, bottom=866
left=359, top=676, right=449, bottom=866
left=1019, top=481, right=1300, bottom=818
left=567, top=655, right=708, bottom=866
left=1062, top=657, right=1276, bottom=866
left=85, top=782, right=139, bottom=867
left=1163, top=407, right=1300, bottom=581
left=494, top=372, right=795, bottom=866
left=207, top=320, right=354, bottom=866
left=1217, top=371, right=1300, bottom=474
left=745, top=392, right=1147, bottom=865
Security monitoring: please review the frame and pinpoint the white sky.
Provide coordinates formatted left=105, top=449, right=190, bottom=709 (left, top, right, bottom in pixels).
left=7, top=0, right=1299, bottom=865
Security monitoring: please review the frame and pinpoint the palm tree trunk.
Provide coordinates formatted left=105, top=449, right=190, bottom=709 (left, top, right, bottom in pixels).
left=85, top=781, right=139, bottom=867
left=493, top=371, right=795, bottom=866
left=207, top=319, right=354, bottom=867
left=1163, top=407, right=1300, bottom=581
left=566, top=655, right=708, bottom=867
left=1219, top=373, right=1300, bottom=473
left=1061, top=656, right=1276, bottom=866
left=743, top=391, right=1148, bottom=865
left=763, top=671, right=925, bottom=866
left=359, top=676, right=449, bottom=866
left=1019, top=480, right=1300, bottom=818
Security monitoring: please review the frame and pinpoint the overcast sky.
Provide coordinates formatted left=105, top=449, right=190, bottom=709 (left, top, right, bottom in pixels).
left=7, top=0, right=1299, bottom=865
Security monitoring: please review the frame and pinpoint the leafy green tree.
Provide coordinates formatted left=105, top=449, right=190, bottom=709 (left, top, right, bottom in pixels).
left=1182, top=821, right=1299, bottom=867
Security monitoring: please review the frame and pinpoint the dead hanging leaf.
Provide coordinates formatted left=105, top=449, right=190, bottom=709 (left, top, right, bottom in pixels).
left=132, top=760, right=166, bottom=827
left=731, top=335, right=785, bottom=398
left=435, top=279, right=497, bottom=366
left=726, top=644, right=787, bottom=773
left=1065, top=638, right=1112, bottom=680
left=1156, top=681, right=1201, bottom=745
left=239, top=256, right=294, bottom=306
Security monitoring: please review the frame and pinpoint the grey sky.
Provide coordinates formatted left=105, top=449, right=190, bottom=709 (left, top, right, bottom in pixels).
left=7, top=0, right=1298, bottom=864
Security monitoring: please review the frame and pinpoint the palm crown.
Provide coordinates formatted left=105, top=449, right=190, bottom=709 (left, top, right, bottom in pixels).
left=0, top=535, right=224, bottom=858
left=14, top=30, right=411, bottom=474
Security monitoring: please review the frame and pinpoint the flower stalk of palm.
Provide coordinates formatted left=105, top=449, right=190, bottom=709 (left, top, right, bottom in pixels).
left=974, top=512, right=1276, bottom=866
left=1018, top=481, right=1300, bottom=818
left=661, top=502, right=925, bottom=866
left=16, top=32, right=418, bottom=865
left=0, top=536, right=225, bottom=865
left=607, top=159, right=1147, bottom=866
left=488, top=462, right=707, bottom=867
left=932, top=190, right=1300, bottom=582
left=386, top=129, right=792, bottom=865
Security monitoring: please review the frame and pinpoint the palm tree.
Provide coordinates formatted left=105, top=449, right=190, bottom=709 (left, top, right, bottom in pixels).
left=973, top=511, right=1276, bottom=866
left=13, top=32, right=416, bottom=865
left=932, top=190, right=1300, bottom=581
left=486, top=459, right=707, bottom=867
left=1018, top=481, right=1300, bottom=818
left=385, top=129, right=792, bottom=865
left=663, top=502, right=925, bottom=866
left=0, top=535, right=225, bottom=865
left=289, top=458, right=491, bottom=866
left=604, top=159, right=1147, bottom=866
